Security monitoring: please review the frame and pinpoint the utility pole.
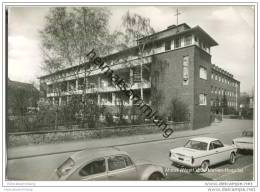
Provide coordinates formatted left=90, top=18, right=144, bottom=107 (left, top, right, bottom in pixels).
left=175, top=8, right=181, bottom=32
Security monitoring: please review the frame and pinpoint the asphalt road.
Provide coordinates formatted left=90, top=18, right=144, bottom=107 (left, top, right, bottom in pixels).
left=6, top=119, right=254, bottom=181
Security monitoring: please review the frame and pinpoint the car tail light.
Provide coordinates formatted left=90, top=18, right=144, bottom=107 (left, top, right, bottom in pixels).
left=232, top=140, right=234, bottom=144
left=169, top=152, right=172, bottom=157
left=191, top=156, right=194, bottom=164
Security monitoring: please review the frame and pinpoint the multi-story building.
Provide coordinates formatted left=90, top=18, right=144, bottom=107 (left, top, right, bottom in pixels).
left=210, top=64, right=240, bottom=114
left=39, top=23, right=240, bottom=129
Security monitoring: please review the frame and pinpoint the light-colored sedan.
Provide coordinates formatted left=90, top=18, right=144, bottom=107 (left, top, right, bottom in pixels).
left=51, top=147, right=165, bottom=180
left=233, top=130, right=253, bottom=151
left=169, top=137, right=237, bottom=172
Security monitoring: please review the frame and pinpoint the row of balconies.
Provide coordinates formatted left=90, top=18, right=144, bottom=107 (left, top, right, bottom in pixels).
left=46, top=80, right=151, bottom=98
left=43, top=56, right=152, bottom=84
left=48, top=88, right=151, bottom=107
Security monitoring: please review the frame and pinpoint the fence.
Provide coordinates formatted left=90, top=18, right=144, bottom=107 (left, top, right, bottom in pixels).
left=7, top=121, right=191, bottom=147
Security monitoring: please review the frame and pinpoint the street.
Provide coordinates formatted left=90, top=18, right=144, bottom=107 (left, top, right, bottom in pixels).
left=6, top=119, right=254, bottom=181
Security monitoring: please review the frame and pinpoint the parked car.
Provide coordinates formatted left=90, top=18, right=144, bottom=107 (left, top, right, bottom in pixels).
left=51, top=147, right=165, bottom=180
left=232, top=130, right=253, bottom=151
left=169, top=137, right=237, bottom=172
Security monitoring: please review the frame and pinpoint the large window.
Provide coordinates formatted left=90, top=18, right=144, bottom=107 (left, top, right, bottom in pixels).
left=79, top=158, right=106, bottom=177
left=165, top=40, right=171, bottom=51
left=199, top=94, right=207, bottom=105
left=174, top=37, right=181, bottom=48
left=199, top=66, right=207, bottom=80
left=184, top=35, right=192, bottom=46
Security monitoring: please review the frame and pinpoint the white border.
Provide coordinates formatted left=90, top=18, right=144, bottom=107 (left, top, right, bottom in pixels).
left=1, top=0, right=259, bottom=190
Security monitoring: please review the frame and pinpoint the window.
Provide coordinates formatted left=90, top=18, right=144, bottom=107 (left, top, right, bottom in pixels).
left=184, top=35, right=192, bottom=46
left=174, top=37, right=181, bottom=48
left=194, top=36, right=198, bottom=42
left=199, top=66, right=207, bottom=80
left=211, top=73, right=214, bottom=79
left=108, top=155, right=133, bottom=171
left=184, top=140, right=208, bottom=151
left=183, top=56, right=189, bottom=85
left=79, top=158, right=106, bottom=177
left=209, top=140, right=224, bottom=150
left=199, top=94, right=207, bottom=105
left=215, top=75, right=218, bottom=81
left=165, top=40, right=171, bottom=51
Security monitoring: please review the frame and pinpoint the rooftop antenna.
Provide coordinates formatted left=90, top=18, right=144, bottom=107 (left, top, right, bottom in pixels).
left=175, top=8, right=181, bottom=32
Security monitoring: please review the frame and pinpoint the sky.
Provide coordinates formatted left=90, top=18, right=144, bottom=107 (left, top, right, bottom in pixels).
left=8, top=6, right=255, bottom=93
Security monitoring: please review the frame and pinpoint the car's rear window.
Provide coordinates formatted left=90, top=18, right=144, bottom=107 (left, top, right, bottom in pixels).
left=184, top=140, right=208, bottom=150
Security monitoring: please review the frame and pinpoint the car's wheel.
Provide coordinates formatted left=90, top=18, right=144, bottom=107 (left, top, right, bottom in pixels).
left=148, top=172, right=164, bottom=180
left=229, top=152, right=236, bottom=164
left=200, top=160, right=209, bottom=173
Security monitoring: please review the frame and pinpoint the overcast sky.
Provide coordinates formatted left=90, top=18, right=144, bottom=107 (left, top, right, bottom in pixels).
left=8, top=6, right=254, bottom=93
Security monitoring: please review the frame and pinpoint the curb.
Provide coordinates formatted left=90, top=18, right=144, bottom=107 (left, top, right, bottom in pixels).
left=7, top=131, right=213, bottom=160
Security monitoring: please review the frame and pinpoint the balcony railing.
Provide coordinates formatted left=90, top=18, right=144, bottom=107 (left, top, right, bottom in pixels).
left=46, top=81, right=151, bottom=97
left=44, top=56, right=152, bottom=84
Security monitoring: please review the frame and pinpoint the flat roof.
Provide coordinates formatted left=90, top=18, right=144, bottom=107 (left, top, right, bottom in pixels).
left=138, top=23, right=218, bottom=47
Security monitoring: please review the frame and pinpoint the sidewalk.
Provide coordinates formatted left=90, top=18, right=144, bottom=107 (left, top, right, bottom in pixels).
left=7, top=119, right=252, bottom=159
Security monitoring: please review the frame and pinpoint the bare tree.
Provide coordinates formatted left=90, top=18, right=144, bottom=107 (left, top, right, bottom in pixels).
left=40, top=7, right=113, bottom=72
left=121, top=11, right=155, bottom=100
